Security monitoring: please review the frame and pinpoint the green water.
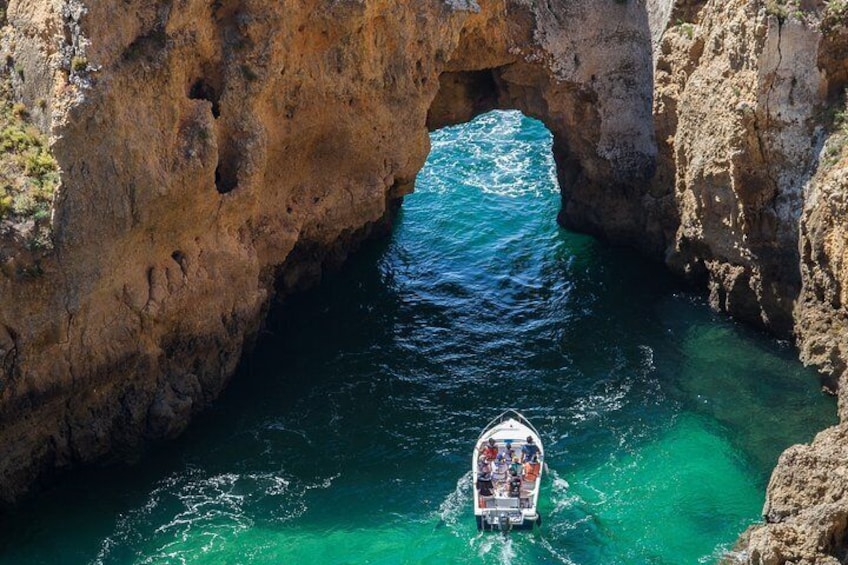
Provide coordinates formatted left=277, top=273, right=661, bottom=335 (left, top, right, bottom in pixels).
left=0, top=111, right=836, bottom=564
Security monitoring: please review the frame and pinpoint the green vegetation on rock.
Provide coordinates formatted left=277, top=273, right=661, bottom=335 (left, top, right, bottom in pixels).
left=0, top=77, right=58, bottom=251
left=822, top=90, right=848, bottom=168
left=765, top=0, right=807, bottom=23
left=822, top=0, right=848, bottom=31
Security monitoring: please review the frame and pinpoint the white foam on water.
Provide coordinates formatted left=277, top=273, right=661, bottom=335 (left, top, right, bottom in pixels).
left=421, top=110, right=558, bottom=199
left=536, top=536, right=578, bottom=565
left=91, top=468, right=315, bottom=565
left=569, top=379, right=632, bottom=424
left=304, top=472, right=340, bottom=491
left=639, top=344, right=656, bottom=373
left=437, top=470, right=473, bottom=529
left=497, top=537, right=516, bottom=563
left=472, top=534, right=516, bottom=564
left=701, top=541, right=745, bottom=564
left=263, top=420, right=312, bottom=444
left=548, top=468, right=587, bottom=517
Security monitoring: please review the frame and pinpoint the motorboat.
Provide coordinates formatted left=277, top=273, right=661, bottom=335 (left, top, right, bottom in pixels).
left=472, top=409, right=543, bottom=531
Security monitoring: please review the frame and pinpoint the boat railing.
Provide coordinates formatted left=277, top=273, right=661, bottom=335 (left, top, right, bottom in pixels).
left=480, top=409, right=543, bottom=442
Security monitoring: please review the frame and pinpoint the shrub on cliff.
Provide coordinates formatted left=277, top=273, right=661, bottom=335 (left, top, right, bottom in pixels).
left=0, top=76, right=58, bottom=251
left=822, top=0, right=848, bottom=32
left=821, top=90, right=848, bottom=168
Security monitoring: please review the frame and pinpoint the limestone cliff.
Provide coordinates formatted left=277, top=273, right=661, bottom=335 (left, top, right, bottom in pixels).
left=2, top=0, right=848, bottom=562
left=650, top=1, right=848, bottom=562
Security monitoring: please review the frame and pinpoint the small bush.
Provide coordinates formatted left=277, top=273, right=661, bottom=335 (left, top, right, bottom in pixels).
left=10, top=102, right=26, bottom=119
left=766, top=0, right=792, bottom=22
left=821, top=90, right=848, bottom=168
left=822, top=0, right=848, bottom=31
left=71, top=56, right=87, bottom=72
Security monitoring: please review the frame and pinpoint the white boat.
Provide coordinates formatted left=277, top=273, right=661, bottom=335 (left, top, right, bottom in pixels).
left=472, top=409, right=544, bottom=531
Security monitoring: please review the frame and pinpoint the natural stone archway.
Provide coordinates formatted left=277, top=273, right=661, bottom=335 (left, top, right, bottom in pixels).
left=424, top=3, right=661, bottom=254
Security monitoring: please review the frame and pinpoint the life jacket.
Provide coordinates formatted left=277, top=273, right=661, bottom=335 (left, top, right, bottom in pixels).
left=523, top=462, right=540, bottom=482
left=483, top=446, right=498, bottom=460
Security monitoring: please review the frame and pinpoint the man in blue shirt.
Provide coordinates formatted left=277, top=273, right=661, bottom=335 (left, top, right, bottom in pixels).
left=522, top=436, right=539, bottom=462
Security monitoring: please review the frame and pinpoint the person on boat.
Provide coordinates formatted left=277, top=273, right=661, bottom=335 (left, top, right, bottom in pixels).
left=492, top=453, right=508, bottom=485
left=521, top=436, right=539, bottom=462
left=504, top=440, right=515, bottom=461
left=509, top=456, right=523, bottom=477
left=478, top=455, right=492, bottom=476
left=508, top=469, right=522, bottom=498
left=479, top=438, right=499, bottom=461
left=522, top=455, right=541, bottom=483
left=477, top=471, right=494, bottom=497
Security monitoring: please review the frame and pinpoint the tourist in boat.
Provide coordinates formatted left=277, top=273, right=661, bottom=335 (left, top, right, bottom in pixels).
left=523, top=455, right=541, bottom=483
left=479, top=438, right=498, bottom=461
left=478, top=455, right=492, bottom=476
left=504, top=440, right=515, bottom=461
left=521, top=436, right=539, bottom=462
left=492, top=453, right=508, bottom=484
left=509, top=456, right=523, bottom=477
left=477, top=471, right=494, bottom=497
left=507, top=469, right=522, bottom=498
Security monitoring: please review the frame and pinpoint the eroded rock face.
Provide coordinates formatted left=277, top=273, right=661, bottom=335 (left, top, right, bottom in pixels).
left=650, top=1, right=848, bottom=562
left=3, top=0, right=848, bottom=561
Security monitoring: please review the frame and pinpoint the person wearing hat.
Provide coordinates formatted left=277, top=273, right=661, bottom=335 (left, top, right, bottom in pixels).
left=521, top=435, right=539, bottom=463
left=509, top=456, right=523, bottom=477
left=478, top=455, right=492, bottom=476
left=504, top=440, right=515, bottom=461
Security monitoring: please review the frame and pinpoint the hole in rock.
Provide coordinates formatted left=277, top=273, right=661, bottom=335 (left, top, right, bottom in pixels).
left=214, top=161, right=237, bottom=194
left=188, top=79, right=221, bottom=118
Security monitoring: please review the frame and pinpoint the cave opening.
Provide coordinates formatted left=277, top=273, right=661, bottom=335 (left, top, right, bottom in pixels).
left=188, top=78, right=221, bottom=118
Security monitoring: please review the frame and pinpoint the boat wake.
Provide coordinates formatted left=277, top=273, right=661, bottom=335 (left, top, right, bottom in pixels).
left=436, top=470, right=473, bottom=530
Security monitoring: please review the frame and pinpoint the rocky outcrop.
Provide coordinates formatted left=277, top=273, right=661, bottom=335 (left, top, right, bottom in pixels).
left=649, top=1, right=848, bottom=562
left=3, top=0, right=848, bottom=561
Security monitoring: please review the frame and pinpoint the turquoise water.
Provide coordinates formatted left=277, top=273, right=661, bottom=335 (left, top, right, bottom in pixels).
left=0, top=111, right=836, bottom=564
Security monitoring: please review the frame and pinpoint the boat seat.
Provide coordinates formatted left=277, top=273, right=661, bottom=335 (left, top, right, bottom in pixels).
left=490, top=497, right=519, bottom=509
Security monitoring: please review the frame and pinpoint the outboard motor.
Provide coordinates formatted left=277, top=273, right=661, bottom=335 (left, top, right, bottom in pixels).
left=498, top=513, right=512, bottom=535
